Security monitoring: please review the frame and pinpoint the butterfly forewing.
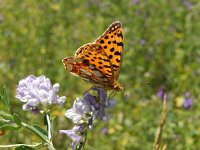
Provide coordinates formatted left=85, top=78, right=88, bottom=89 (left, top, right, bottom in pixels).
left=63, top=21, right=124, bottom=91
left=95, top=21, right=124, bottom=79
left=75, top=43, right=113, bottom=78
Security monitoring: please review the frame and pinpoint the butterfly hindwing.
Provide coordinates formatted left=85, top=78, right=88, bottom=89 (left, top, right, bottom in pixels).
left=63, top=57, right=111, bottom=87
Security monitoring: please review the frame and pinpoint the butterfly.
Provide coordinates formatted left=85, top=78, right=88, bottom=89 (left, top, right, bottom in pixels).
left=62, top=21, right=124, bottom=91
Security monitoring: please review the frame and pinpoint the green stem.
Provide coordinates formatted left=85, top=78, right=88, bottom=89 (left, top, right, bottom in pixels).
left=153, top=94, right=168, bottom=150
left=75, top=128, right=87, bottom=150
left=45, top=114, right=55, bottom=150
left=46, top=114, right=52, bottom=141
left=0, top=143, right=42, bottom=148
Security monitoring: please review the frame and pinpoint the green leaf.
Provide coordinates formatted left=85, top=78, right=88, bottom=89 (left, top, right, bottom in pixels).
left=0, top=85, right=9, bottom=110
left=0, top=117, right=10, bottom=126
left=51, top=116, right=54, bottom=137
left=32, top=124, right=48, bottom=137
left=12, top=114, right=22, bottom=127
left=44, top=114, right=48, bottom=126
left=0, top=111, right=12, bottom=120
left=29, top=124, right=48, bottom=141
left=0, top=125, right=20, bottom=131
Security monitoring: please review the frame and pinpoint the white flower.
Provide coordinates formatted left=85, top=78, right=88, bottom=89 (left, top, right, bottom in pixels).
left=16, top=75, right=66, bottom=112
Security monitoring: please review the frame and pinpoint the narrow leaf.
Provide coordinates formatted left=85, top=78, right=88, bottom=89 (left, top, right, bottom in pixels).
left=44, top=114, right=48, bottom=126
left=51, top=117, right=54, bottom=137
left=0, top=85, right=9, bottom=109
left=28, top=125, right=48, bottom=141
left=0, top=111, right=12, bottom=120
left=0, top=117, right=10, bottom=126
left=13, top=114, right=22, bottom=127
left=32, top=124, right=48, bottom=136
left=0, top=125, right=19, bottom=131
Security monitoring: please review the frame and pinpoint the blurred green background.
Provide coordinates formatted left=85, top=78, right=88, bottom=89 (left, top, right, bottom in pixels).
left=0, top=0, right=200, bottom=149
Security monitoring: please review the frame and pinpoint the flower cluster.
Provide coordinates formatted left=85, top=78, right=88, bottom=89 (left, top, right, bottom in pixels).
left=60, top=87, right=116, bottom=149
left=16, top=75, right=66, bottom=113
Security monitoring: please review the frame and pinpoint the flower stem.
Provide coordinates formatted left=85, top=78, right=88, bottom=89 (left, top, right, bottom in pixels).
left=0, top=143, right=42, bottom=148
left=153, top=94, right=168, bottom=150
left=46, top=114, right=52, bottom=141
left=45, top=114, right=56, bottom=150
left=75, top=129, right=87, bottom=150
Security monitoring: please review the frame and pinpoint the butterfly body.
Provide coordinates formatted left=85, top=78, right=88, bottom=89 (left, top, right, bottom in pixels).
left=63, top=21, right=124, bottom=91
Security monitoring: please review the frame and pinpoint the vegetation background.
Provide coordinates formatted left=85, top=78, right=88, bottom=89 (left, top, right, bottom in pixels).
left=0, top=0, right=200, bottom=149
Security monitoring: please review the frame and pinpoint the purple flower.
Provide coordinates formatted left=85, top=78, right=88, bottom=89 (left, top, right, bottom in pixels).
left=156, top=88, right=168, bottom=100
left=140, top=39, right=146, bottom=46
left=65, top=88, right=116, bottom=124
left=101, top=127, right=108, bottom=135
left=16, top=75, right=66, bottom=112
left=182, top=0, right=193, bottom=10
left=65, top=97, right=93, bottom=124
left=0, top=14, right=3, bottom=22
left=183, top=97, right=192, bottom=109
left=183, top=92, right=193, bottom=109
left=131, top=0, right=139, bottom=5
left=60, top=125, right=84, bottom=149
left=61, top=88, right=116, bottom=148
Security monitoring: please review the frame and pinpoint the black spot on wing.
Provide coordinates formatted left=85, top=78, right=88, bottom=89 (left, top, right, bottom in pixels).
left=110, top=48, right=114, bottom=52
left=117, top=42, right=123, bottom=47
left=112, top=64, right=119, bottom=68
left=116, top=58, right=120, bottom=63
left=103, top=59, right=109, bottom=62
left=82, top=59, right=90, bottom=66
left=98, top=62, right=103, bottom=64
left=114, top=51, right=121, bottom=55
left=117, top=33, right=123, bottom=39
left=100, top=40, right=104, bottom=44
left=98, top=57, right=102, bottom=60
left=104, top=65, right=110, bottom=68
left=107, top=70, right=112, bottom=73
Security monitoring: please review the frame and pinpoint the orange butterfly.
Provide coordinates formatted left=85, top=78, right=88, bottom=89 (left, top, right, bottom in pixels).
left=62, top=21, right=124, bottom=91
